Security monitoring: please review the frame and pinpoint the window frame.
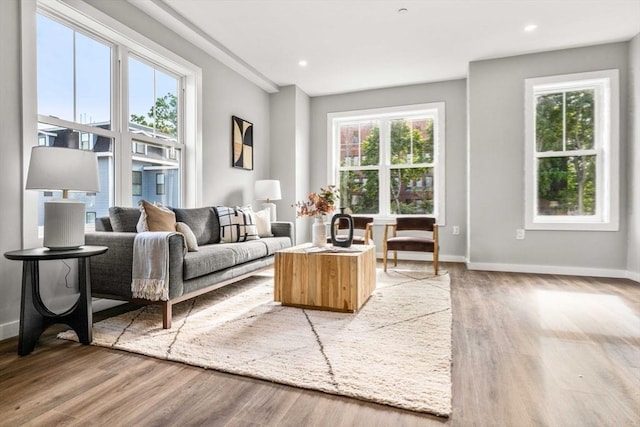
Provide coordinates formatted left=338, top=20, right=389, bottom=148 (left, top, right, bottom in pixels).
left=524, top=69, right=620, bottom=231
left=21, top=0, right=202, bottom=247
left=327, top=103, right=446, bottom=223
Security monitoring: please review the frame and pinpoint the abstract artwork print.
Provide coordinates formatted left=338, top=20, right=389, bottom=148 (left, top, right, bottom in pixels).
left=232, top=116, right=253, bottom=170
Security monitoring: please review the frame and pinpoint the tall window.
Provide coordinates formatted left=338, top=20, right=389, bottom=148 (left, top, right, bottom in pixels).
left=329, top=103, right=445, bottom=220
left=34, top=7, right=191, bottom=233
left=128, top=57, right=181, bottom=207
left=36, top=13, right=114, bottom=232
left=525, top=70, right=619, bottom=231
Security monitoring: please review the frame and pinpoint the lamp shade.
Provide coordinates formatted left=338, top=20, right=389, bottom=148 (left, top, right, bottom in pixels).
left=26, top=146, right=100, bottom=250
left=26, top=146, right=100, bottom=194
left=254, top=180, right=281, bottom=202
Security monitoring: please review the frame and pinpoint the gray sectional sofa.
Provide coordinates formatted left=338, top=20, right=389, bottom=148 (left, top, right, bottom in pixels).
left=85, top=206, right=293, bottom=328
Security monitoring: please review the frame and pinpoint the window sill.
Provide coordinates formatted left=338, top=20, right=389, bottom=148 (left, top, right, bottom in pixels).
left=525, top=219, right=619, bottom=232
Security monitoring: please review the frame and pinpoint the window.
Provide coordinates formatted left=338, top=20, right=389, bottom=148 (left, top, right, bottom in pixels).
left=28, top=2, right=199, bottom=240
left=524, top=70, right=619, bottom=231
left=35, top=13, right=114, bottom=233
left=329, top=103, right=445, bottom=220
left=132, top=171, right=142, bottom=196
left=156, top=173, right=165, bottom=195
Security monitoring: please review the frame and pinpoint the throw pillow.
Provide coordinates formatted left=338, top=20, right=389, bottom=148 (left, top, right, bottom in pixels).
left=217, top=206, right=260, bottom=243
left=254, top=208, right=273, bottom=237
left=137, top=200, right=176, bottom=232
left=176, top=222, right=199, bottom=252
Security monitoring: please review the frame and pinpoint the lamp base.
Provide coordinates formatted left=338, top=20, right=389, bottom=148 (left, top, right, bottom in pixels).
left=44, top=199, right=86, bottom=250
left=262, top=202, right=277, bottom=221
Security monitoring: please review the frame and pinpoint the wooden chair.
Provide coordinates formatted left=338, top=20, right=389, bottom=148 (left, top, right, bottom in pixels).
left=383, top=217, right=439, bottom=274
left=328, top=216, right=374, bottom=245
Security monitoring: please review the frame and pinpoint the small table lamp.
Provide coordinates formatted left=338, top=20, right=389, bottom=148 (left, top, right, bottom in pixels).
left=254, top=179, right=281, bottom=221
left=26, top=146, right=101, bottom=250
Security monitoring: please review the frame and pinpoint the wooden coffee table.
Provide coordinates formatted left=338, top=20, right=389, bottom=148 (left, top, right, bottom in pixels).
left=274, top=243, right=376, bottom=312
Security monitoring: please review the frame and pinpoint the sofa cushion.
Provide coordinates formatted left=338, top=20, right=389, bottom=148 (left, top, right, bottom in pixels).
left=182, top=241, right=268, bottom=280
left=138, top=200, right=176, bottom=232
left=260, top=237, right=292, bottom=255
left=217, top=206, right=259, bottom=243
left=108, top=207, right=141, bottom=232
left=173, top=207, right=220, bottom=245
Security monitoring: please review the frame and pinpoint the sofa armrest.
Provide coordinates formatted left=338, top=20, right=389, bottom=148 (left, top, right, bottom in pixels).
left=85, top=231, right=186, bottom=300
left=85, top=231, right=136, bottom=299
left=271, top=221, right=294, bottom=244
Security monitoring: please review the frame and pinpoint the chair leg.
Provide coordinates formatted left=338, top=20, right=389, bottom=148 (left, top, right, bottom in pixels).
left=433, top=253, right=438, bottom=275
left=393, top=251, right=397, bottom=267
left=383, top=248, right=388, bottom=272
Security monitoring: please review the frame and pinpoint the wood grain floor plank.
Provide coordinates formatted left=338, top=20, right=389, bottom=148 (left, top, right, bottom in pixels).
left=0, top=262, right=638, bottom=427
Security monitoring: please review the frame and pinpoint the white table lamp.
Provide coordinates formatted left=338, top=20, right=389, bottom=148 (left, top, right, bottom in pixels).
left=254, top=179, right=281, bottom=221
left=26, top=146, right=101, bottom=250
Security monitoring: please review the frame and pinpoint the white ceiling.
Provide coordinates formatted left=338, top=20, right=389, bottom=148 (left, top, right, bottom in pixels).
left=136, top=0, right=640, bottom=96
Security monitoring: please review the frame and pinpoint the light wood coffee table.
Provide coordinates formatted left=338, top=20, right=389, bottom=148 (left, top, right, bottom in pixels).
left=274, top=243, right=376, bottom=312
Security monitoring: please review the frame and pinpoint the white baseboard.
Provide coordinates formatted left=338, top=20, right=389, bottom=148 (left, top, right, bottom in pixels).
left=0, top=298, right=127, bottom=341
left=466, top=261, right=631, bottom=279
left=627, top=270, right=640, bottom=283
left=0, top=320, right=19, bottom=342
left=375, top=251, right=466, bottom=263
left=92, top=298, right=127, bottom=312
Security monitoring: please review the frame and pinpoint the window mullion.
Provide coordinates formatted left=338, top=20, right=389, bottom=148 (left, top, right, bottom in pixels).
left=37, top=114, right=117, bottom=137
left=73, top=30, right=77, bottom=123
left=380, top=119, right=390, bottom=216
left=117, top=46, right=129, bottom=206
left=562, top=91, right=567, bottom=151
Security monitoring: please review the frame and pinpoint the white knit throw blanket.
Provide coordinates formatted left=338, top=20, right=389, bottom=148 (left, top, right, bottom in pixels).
left=131, top=231, right=177, bottom=301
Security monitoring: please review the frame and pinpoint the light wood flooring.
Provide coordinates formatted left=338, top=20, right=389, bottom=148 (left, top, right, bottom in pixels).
left=1, top=262, right=638, bottom=426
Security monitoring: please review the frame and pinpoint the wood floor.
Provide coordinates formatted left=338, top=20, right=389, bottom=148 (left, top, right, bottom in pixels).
left=1, top=262, right=638, bottom=427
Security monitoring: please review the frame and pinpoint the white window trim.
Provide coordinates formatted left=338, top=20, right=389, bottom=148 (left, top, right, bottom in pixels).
left=22, top=0, right=203, bottom=247
left=524, top=69, right=620, bottom=231
left=327, top=103, right=446, bottom=225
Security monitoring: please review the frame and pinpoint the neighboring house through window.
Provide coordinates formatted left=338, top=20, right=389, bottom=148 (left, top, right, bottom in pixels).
left=328, top=103, right=446, bottom=222
left=524, top=70, right=619, bottom=231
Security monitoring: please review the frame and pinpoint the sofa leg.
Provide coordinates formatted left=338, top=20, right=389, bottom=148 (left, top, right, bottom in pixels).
left=162, top=302, right=172, bottom=329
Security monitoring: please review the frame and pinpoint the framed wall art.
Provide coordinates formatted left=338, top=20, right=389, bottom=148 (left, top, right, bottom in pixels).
left=232, top=116, right=253, bottom=170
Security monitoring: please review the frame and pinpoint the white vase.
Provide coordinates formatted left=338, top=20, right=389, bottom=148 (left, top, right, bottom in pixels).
left=312, top=216, right=327, bottom=247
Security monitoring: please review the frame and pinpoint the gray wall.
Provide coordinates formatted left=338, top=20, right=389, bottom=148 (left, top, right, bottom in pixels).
left=269, top=86, right=297, bottom=225
left=0, top=0, right=25, bottom=338
left=269, top=85, right=311, bottom=243
left=628, top=34, right=640, bottom=279
left=295, top=87, right=312, bottom=243
left=309, top=80, right=468, bottom=259
left=468, top=43, right=629, bottom=273
left=0, top=0, right=273, bottom=339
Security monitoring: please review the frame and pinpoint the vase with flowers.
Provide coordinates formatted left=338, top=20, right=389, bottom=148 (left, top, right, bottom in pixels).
left=294, top=185, right=340, bottom=247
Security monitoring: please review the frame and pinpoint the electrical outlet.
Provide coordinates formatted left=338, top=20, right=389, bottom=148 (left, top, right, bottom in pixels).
left=516, top=229, right=525, bottom=240
left=452, top=225, right=460, bottom=235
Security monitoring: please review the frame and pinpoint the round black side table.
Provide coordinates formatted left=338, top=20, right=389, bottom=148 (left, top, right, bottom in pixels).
left=4, top=245, right=108, bottom=356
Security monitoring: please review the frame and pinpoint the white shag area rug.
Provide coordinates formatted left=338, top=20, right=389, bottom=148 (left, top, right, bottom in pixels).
left=60, top=268, right=452, bottom=417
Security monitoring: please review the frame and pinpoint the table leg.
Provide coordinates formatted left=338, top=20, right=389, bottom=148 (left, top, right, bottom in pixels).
left=17, top=259, right=94, bottom=356
left=18, top=261, right=45, bottom=356
left=73, top=258, right=93, bottom=344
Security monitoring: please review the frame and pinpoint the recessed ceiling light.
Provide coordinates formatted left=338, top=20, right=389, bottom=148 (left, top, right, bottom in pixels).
left=298, top=60, right=308, bottom=67
left=398, top=7, right=408, bottom=14
left=524, top=24, right=538, bottom=32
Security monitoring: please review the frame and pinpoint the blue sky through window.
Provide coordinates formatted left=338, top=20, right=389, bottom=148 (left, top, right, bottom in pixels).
left=37, top=13, right=177, bottom=130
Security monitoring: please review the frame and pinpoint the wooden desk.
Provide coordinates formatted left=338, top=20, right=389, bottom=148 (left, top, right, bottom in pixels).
left=4, top=246, right=108, bottom=356
left=274, top=244, right=376, bottom=312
